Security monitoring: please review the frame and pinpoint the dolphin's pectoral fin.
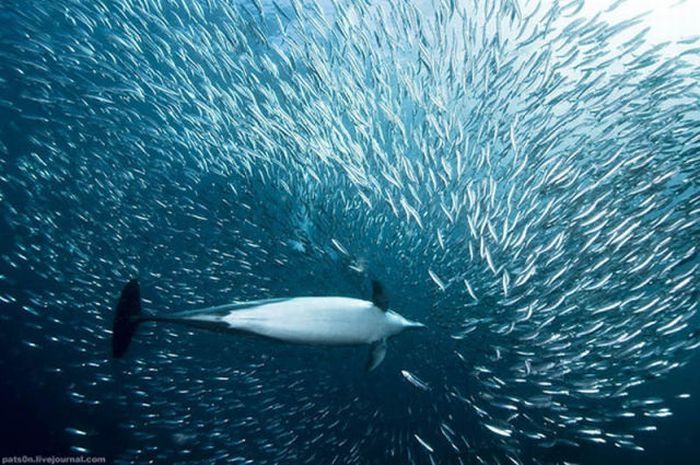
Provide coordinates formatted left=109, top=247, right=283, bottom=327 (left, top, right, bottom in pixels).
left=371, top=280, right=389, bottom=312
left=366, top=339, right=387, bottom=371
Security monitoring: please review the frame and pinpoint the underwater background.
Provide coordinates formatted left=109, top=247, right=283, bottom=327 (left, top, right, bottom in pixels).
left=0, top=0, right=698, bottom=464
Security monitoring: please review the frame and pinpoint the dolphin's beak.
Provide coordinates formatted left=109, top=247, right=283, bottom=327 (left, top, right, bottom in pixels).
left=407, top=321, right=427, bottom=330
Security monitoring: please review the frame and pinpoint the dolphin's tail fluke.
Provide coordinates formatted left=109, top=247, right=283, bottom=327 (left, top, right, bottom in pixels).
left=112, top=279, right=144, bottom=358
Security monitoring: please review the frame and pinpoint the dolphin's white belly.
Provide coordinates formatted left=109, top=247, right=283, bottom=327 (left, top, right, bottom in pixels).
left=221, top=297, right=388, bottom=345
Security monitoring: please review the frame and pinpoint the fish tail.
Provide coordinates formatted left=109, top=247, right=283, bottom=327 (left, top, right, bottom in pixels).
left=111, top=279, right=145, bottom=358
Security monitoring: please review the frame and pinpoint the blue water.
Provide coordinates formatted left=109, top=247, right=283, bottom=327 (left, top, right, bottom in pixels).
left=1, top=0, right=699, bottom=464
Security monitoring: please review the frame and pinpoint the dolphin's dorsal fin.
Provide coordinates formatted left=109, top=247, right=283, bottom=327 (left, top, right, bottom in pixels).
left=366, top=339, right=387, bottom=371
left=371, top=280, right=389, bottom=312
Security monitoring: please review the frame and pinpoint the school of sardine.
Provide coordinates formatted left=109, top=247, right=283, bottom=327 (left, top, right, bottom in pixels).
left=0, top=0, right=698, bottom=464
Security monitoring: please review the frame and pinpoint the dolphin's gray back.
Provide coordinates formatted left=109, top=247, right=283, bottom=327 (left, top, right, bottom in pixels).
left=170, top=298, right=293, bottom=319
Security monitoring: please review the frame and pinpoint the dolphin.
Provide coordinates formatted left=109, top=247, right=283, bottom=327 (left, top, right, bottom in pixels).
left=112, top=279, right=425, bottom=370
